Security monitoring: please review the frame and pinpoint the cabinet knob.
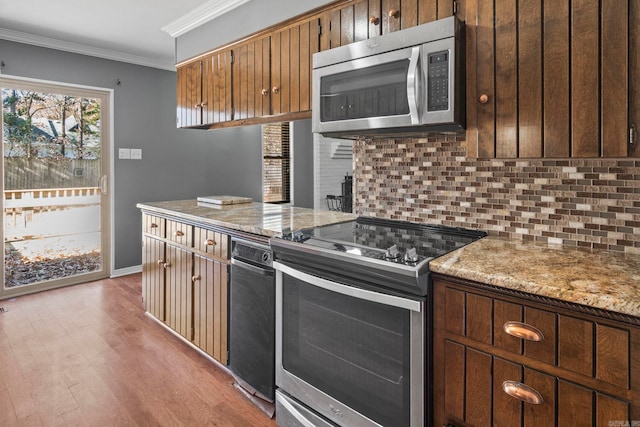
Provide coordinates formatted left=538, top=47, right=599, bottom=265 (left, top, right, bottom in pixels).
left=388, top=8, right=399, bottom=18
left=175, top=230, right=184, bottom=237
left=479, top=94, right=489, bottom=104
left=150, top=223, right=158, bottom=228
left=261, top=88, right=269, bottom=96
left=503, top=321, right=544, bottom=342
left=502, top=381, right=543, bottom=405
left=192, top=275, right=201, bottom=283
left=194, top=103, right=201, bottom=108
left=369, top=16, right=380, bottom=25
left=204, top=239, right=216, bottom=246
left=157, top=259, right=164, bottom=265
left=272, top=86, right=280, bottom=94
left=200, top=102, right=207, bottom=107
left=163, top=262, right=170, bottom=269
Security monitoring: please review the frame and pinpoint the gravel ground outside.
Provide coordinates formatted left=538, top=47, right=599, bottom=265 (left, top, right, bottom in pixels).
left=4, top=243, right=101, bottom=288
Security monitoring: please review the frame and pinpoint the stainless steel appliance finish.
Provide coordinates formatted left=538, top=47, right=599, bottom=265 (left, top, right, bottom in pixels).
left=271, top=217, right=486, bottom=427
left=229, top=238, right=275, bottom=414
left=312, top=16, right=465, bottom=139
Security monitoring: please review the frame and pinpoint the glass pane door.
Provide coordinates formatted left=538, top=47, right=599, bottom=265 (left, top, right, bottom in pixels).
left=0, top=78, right=110, bottom=297
left=319, top=60, right=411, bottom=121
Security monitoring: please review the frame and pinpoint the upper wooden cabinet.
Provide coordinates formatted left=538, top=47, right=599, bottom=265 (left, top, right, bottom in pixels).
left=321, top=0, right=455, bottom=50
left=233, top=34, right=271, bottom=121
left=464, top=0, right=639, bottom=158
left=270, top=18, right=321, bottom=115
left=176, top=49, right=232, bottom=128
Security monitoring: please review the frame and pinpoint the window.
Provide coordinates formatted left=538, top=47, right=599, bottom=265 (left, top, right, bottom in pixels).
left=262, top=122, right=290, bottom=203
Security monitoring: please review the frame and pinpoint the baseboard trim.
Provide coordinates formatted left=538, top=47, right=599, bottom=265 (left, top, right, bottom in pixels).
left=111, top=265, right=142, bottom=278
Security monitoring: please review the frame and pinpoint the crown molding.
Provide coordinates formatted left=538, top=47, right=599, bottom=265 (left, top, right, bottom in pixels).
left=0, top=27, right=176, bottom=71
left=162, top=0, right=251, bottom=38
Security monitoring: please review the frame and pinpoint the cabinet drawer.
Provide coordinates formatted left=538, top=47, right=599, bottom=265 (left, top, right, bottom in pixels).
left=166, top=220, right=193, bottom=247
left=438, top=279, right=633, bottom=391
left=194, top=227, right=229, bottom=259
left=143, top=214, right=165, bottom=237
left=439, top=341, right=632, bottom=427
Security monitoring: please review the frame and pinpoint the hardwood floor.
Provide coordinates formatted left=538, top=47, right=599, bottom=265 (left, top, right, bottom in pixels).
left=0, top=274, right=277, bottom=426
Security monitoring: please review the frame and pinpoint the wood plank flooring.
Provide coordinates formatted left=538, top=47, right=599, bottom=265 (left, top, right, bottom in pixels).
left=0, top=274, right=277, bottom=426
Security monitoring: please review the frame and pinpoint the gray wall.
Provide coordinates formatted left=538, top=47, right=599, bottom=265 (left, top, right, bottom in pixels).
left=0, top=39, right=263, bottom=270
left=176, top=0, right=332, bottom=62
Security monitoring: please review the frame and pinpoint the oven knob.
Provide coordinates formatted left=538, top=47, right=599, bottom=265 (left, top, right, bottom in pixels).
left=404, top=247, right=419, bottom=263
left=384, top=244, right=401, bottom=260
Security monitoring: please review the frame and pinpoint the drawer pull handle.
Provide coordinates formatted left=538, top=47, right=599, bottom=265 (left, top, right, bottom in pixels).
left=192, top=275, right=201, bottom=283
left=204, top=239, right=216, bottom=246
left=150, top=223, right=158, bottom=228
left=175, top=230, right=184, bottom=237
left=503, top=321, right=544, bottom=342
left=502, top=381, right=543, bottom=405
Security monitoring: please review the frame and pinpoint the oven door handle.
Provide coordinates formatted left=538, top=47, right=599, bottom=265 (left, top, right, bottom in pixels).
left=273, top=261, right=422, bottom=312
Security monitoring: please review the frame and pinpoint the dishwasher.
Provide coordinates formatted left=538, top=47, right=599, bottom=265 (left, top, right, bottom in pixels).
left=229, top=237, right=275, bottom=417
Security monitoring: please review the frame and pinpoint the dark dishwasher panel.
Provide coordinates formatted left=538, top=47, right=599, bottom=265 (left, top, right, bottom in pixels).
left=229, top=238, right=275, bottom=410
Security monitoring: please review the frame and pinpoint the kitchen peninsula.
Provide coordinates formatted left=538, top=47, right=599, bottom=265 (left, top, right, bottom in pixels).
left=136, top=198, right=355, bottom=368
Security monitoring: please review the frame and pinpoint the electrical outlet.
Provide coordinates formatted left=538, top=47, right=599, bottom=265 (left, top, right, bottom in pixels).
left=118, top=148, right=131, bottom=159
left=130, top=148, right=142, bottom=160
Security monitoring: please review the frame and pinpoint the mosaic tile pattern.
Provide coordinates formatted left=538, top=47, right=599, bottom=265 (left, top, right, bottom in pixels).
left=353, top=133, right=640, bottom=253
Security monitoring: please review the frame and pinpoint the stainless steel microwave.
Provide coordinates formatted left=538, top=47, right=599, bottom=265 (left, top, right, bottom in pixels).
left=312, top=16, right=465, bottom=139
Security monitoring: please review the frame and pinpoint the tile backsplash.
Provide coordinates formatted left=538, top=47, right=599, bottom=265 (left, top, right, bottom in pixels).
left=353, top=133, right=640, bottom=253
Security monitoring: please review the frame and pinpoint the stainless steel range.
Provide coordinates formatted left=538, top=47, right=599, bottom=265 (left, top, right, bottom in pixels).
left=270, top=217, right=486, bottom=427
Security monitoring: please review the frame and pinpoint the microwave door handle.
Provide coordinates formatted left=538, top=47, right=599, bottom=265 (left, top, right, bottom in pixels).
left=406, top=46, right=421, bottom=124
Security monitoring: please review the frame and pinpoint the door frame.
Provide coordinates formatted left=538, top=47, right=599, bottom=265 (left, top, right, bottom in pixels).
left=0, top=74, right=114, bottom=299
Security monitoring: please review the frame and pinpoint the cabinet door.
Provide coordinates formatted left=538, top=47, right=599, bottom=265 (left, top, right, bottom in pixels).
left=164, top=244, right=193, bottom=340
left=271, top=18, right=321, bottom=115
left=193, top=254, right=228, bottom=365
left=176, top=60, right=203, bottom=128
left=207, top=48, right=234, bottom=123
left=234, top=35, right=270, bottom=120
left=469, top=0, right=631, bottom=158
left=142, top=236, right=165, bottom=320
left=322, top=0, right=370, bottom=50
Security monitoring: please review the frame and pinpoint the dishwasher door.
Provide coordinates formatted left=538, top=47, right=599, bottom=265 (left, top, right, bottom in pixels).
left=229, top=239, right=275, bottom=405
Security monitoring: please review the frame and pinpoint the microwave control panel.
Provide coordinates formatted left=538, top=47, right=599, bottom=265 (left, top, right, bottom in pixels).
left=427, top=51, right=449, bottom=112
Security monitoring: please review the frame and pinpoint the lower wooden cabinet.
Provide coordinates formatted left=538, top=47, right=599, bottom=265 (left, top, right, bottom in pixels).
left=432, top=275, right=640, bottom=427
left=192, top=254, right=228, bottom=365
left=141, top=213, right=230, bottom=365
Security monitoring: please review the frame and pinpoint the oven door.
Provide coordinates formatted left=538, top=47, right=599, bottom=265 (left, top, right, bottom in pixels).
left=274, top=261, right=425, bottom=427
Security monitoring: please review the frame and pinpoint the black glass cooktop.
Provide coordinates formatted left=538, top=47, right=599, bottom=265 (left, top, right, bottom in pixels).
left=280, top=216, right=486, bottom=266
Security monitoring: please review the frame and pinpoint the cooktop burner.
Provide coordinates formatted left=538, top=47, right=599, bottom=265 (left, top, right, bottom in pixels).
left=272, top=217, right=486, bottom=296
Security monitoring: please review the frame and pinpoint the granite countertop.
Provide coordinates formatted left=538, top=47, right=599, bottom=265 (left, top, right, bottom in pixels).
left=430, top=236, right=640, bottom=319
left=137, top=199, right=357, bottom=237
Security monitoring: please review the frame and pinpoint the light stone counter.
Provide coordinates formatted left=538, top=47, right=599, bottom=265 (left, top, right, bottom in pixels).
left=430, top=236, right=640, bottom=319
left=137, top=199, right=357, bottom=238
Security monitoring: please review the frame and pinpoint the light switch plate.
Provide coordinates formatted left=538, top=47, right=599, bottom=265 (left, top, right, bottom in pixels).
left=118, top=148, right=131, bottom=159
left=130, top=149, right=142, bottom=160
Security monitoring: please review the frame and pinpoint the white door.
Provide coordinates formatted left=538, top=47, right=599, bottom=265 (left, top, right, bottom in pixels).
left=0, top=76, right=111, bottom=298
